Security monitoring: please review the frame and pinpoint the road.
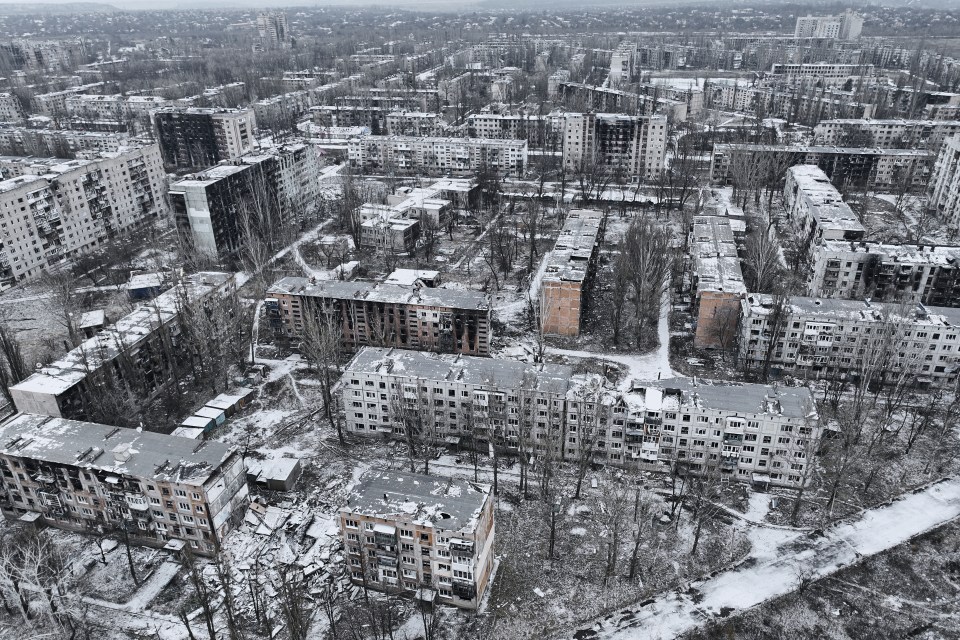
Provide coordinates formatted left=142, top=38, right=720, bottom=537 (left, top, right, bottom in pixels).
left=564, top=476, right=960, bottom=640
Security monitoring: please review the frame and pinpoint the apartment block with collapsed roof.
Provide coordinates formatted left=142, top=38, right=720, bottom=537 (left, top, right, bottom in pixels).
left=266, top=275, right=491, bottom=356
left=783, top=165, right=865, bottom=251
left=10, top=272, right=237, bottom=420
left=807, top=240, right=960, bottom=306
left=710, top=145, right=933, bottom=190
left=0, top=413, right=249, bottom=555
left=539, top=209, right=605, bottom=337
left=340, top=469, right=495, bottom=609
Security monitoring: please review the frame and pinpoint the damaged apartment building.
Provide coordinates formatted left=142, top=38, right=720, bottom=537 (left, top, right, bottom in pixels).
left=169, top=143, right=320, bottom=263
left=339, top=469, right=495, bottom=609
left=0, top=143, right=168, bottom=288
left=740, top=294, right=960, bottom=387
left=9, top=272, right=238, bottom=420
left=539, top=209, right=605, bottom=337
left=807, top=241, right=960, bottom=305
left=689, top=215, right=746, bottom=350
left=783, top=165, right=865, bottom=251
left=711, top=144, right=933, bottom=190
left=0, top=413, right=249, bottom=555
left=341, top=347, right=821, bottom=488
left=347, top=136, right=527, bottom=177
left=266, top=272, right=491, bottom=356
left=775, top=165, right=960, bottom=306
left=560, top=112, right=667, bottom=181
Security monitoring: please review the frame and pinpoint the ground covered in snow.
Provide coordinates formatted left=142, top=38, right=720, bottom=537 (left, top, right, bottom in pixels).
left=571, top=475, right=960, bottom=640
left=682, top=508, right=960, bottom=640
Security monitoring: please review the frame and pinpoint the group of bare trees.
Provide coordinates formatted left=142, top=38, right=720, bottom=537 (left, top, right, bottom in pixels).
left=769, top=302, right=960, bottom=526
left=609, top=216, right=674, bottom=349
left=69, top=278, right=252, bottom=429
left=177, top=547, right=320, bottom=640
left=726, top=148, right=797, bottom=212
left=0, top=526, right=103, bottom=640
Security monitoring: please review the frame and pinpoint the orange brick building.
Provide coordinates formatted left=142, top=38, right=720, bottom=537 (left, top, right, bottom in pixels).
left=690, top=216, right=746, bottom=349
left=539, top=209, right=605, bottom=337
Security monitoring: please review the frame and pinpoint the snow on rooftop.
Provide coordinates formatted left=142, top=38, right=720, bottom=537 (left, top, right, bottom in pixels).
left=0, top=413, right=237, bottom=486
left=542, top=209, right=605, bottom=283
left=11, top=272, right=235, bottom=399
left=344, top=469, right=489, bottom=532
left=267, top=277, right=489, bottom=311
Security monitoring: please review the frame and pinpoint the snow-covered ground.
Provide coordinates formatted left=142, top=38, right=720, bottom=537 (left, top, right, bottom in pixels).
left=569, top=476, right=960, bottom=640
left=546, top=293, right=676, bottom=387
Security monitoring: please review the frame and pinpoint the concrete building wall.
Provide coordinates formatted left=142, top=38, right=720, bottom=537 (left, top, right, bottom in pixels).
left=930, top=134, right=960, bottom=228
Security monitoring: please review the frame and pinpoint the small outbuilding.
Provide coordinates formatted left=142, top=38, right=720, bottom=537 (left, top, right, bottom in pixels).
left=245, top=457, right=302, bottom=492
left=181, top=415, right=215, bottom=433
left=194, top=406, right=226, bottom=428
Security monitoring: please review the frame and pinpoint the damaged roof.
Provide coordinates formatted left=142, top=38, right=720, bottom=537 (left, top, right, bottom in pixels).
left=344, top=346, right=572, bottom=395
left=267, top=277, right=489, bottom=311
left=344, top=469, right=489, bottom=532
left=0, top=413, right=238, bottom=487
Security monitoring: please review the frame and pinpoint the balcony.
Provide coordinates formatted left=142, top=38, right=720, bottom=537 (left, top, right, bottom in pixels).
left=449, top=539, right=474, bottom=554
left=723, top=424, right=744, bottom=436
left=452, top=580, right=476, bottom=600
left=125, top=495, right=149, bottom=511
left=378, top=555, right=398, bottom=567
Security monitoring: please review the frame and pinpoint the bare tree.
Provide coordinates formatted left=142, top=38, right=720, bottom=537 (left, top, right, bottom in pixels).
left=274, top=564, right=314, bottom=640
left=39, top=270, right=80, bottom=349
left=743, top=222, right=783, bottom=293
left=0, top=325, right=28, bottom=405
left=390, top=383, right=438, bottom=475
left=622, top=216, right=673, bottom=349
left=600, top=479, right=631, bottom=582
left=727, top=146, right=767, bottom=209
left=181, top=547, right=217, bottom=640
left=337, top=168, right=365, bottom=250
left=299, top=303, right=346, bottom=444
left=686, top=463, right=724, bottom=555
left=419, top=215, right=441, bottom=263
left=627, top=488, right=655, bottom=582
left=570, top=380, right=606, bottom=500
left=709, top=303, right=740, bottom=363
left=608, top=248, right=632, bottom=346
left=519, top=197, right=545, bottom=276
